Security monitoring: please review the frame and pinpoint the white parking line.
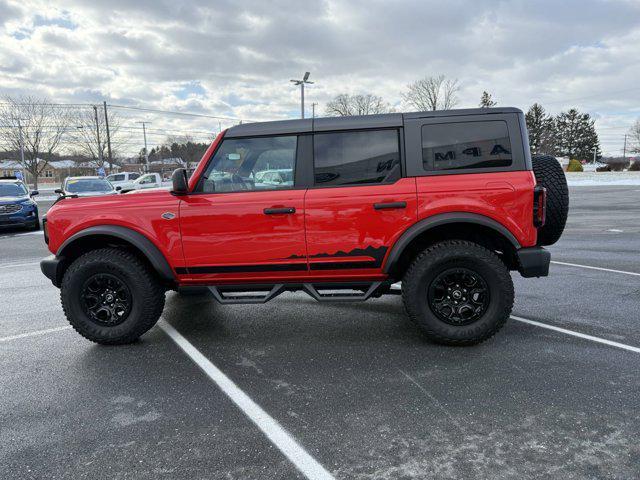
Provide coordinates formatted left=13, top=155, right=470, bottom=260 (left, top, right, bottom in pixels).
left=511, top=316, right=640, bottom=354
left=0, top=261, right=40, bottom=269
left=0, top=230, right=43, bottom=238
left=551, top=260, right=640, bottom=277
left=158, top=319, right=335, bottom=480
left=0, top=325, right=71, bottom=343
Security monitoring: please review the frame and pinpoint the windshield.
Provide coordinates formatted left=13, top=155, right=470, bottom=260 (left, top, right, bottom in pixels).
left=0, top=183, right=28, bottom=197
left=65, top=179, right=113, bottom=193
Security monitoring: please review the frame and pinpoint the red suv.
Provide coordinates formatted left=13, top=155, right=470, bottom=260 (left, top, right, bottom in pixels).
left=41, top=108, right=568, bottom=346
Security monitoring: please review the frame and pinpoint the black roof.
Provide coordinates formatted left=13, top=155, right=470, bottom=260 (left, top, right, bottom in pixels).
left=225, top=107, right=523, bottom=138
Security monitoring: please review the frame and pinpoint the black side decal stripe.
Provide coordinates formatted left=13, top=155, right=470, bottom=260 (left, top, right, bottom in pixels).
left=179, top=263, right=308, bottom=274
left=309, top=261, right=378, bottom=270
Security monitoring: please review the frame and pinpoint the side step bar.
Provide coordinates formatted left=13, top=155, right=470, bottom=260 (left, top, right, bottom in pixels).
left=207, top=281, right=388, bottom=305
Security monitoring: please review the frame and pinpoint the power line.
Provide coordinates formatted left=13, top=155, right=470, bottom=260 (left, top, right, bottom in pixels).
left=107, top=104, right=249, bottom=122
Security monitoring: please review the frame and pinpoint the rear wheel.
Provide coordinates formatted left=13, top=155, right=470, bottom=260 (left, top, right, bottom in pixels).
left=61, top=248, right=165, bottom=345
left=532, top=154, right=569, bottom=246
left=402, top=241, right=514, bottom=346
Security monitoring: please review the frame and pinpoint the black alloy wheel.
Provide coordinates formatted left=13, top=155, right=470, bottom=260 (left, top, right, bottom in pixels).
left=427, top=267, right=489, bottom=325
left=81, top=273, right=132, bottom=326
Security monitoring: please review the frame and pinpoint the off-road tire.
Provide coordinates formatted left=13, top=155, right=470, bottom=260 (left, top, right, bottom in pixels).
left=532, top=154, right=569, bottom=246
left=402, top=241, right=514, bottom=346
left=61, top=248, right=165, bottom=345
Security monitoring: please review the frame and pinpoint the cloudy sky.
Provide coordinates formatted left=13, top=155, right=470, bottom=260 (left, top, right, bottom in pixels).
left=1, top=0, right=639, bottom=155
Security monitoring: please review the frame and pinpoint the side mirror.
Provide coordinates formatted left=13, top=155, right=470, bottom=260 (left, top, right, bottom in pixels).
left=54, top=189, right=63, bottom=195
left=115, top=186, right=122, bottom=192
left=171, top=168, right=189, bottom=195
left=30, top=190, right=39, bottom=197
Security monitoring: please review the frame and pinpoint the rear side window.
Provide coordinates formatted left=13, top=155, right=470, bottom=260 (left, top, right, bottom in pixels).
left=108, top=174, right=125, bottom=181
left=421, top=121, right=512, bottom=171
left=314, top=129, right=401, bottom=186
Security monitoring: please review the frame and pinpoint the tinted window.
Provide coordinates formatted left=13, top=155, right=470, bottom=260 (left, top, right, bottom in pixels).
left=421, top=121, right=512, bottom=171
left=129, top=173, right=140, bottom=180
left=314, top=130, right=400, bottom=186
left=198, top=136, right=297, bottom=193
left=108, top=174, right=125, bottom=181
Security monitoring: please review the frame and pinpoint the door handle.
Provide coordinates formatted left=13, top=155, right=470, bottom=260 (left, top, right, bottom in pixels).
left=264, top=207, right=296, bottom=215
left=373, top=201, right=406, bottom=210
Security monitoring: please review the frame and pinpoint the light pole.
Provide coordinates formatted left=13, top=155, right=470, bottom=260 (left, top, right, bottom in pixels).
left=93, top=105, right=104, bottom=169
left=311, top=102, right=317, bottom=119
left=290, top=72, right=313, bottom=119
left=136, top=121, right=151, bottom=172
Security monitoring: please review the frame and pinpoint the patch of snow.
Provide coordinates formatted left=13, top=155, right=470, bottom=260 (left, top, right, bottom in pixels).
left=566, top=172, right=640, bottom=186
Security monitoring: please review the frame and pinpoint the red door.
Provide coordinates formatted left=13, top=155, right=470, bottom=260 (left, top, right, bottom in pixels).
left=304, top=180, right=417, bottom=280
left=178, top=190, right=307, bottom=283
left=304, top=128, right=417, bottom=280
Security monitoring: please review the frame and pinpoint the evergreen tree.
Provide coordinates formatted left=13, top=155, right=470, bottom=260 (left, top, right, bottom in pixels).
left=479, top=91, right=497, bottom=108
left=525, top=103, right=556, bottom=155
left=555, top=108, right=600, bottom=161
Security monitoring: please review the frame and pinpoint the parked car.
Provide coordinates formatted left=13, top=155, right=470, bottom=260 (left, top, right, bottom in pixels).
left=254, top=169, right=294, bottom=188
left=41, top=107, right=569, bottom=346
left=57, top=176, right=118, bottom=197
left=106, top=172, right=141, bottom=191
left=0, top=176, right=40, bottom=230
left=119, top=173, right=170, bottom=192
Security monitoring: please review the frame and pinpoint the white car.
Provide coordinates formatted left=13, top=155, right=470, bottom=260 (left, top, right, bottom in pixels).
left=254, top=169, right=294, bottom=188
left=106, top=172, right=141, bottom=191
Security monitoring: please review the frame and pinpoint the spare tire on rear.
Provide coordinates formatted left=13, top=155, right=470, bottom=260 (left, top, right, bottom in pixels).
left=531, top=154, right=569, bottom=246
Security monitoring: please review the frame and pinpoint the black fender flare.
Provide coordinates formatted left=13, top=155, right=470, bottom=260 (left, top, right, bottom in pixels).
left=383, top=212, right=521, bottom=274
left=57, top=225, right=176, bottom=283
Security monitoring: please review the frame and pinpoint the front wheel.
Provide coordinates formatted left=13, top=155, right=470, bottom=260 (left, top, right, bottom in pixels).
left=61, top=248, right=166, bottom=345
left=402, top=240, right=514, bottom=346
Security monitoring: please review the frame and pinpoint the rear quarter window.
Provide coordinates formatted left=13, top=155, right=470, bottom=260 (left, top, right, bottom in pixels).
left=421, top=121, right=512, bottom=171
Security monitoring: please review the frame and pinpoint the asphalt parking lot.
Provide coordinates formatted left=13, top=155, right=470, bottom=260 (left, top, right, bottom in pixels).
left=1, top=186, right=639, bottom=479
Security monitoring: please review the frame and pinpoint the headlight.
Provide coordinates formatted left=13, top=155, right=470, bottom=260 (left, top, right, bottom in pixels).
left=20, top=199, right=35, bottom=206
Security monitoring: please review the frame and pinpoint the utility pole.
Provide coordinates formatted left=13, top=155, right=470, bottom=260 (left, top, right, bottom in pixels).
left=16, top=119, right=26, bottom=184
left=137, top=121, right=151, bottom=172
left=290, top=72, right=313, bottom=119
left=103, top=101, right=113, bottom=172
left=623, top=134, right=627, bottom=162
left=311, top=102, right=317, bottom=119
left=17, top=119, right=25, bottom=166
left=93, top=105, right=104, bottom=170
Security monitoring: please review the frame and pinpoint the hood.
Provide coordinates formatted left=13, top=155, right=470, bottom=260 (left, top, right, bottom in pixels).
left=69, top=191, right=117, bottom=197
left=0, top=195, right=30, bottom=204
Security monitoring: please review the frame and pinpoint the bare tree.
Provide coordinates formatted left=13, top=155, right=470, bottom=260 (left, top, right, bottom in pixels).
left=402, top=75, right=460, bottom=111
left=0, top=96, right=71, bottom=188
left=71, top=106, right=124, bottom=171
left=325, top=94, right=393, bottom=116
left=629, top=118, right=640, bottom=154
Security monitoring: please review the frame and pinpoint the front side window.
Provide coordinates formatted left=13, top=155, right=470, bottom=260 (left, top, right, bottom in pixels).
left=313, top=130, right=401, bottom=186
left=139, top=175, right=155, bottom=184
left=129, top=173, right=140, bottom=180
left=421, top=121, right=512, bottom=171
left=198, top=136, right=297, bottom=193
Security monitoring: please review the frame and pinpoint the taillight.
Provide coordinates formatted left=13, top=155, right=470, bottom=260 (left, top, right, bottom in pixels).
left=533, top=186, right=547, bottom=227
left=43, top=216, right=49, bottom=244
